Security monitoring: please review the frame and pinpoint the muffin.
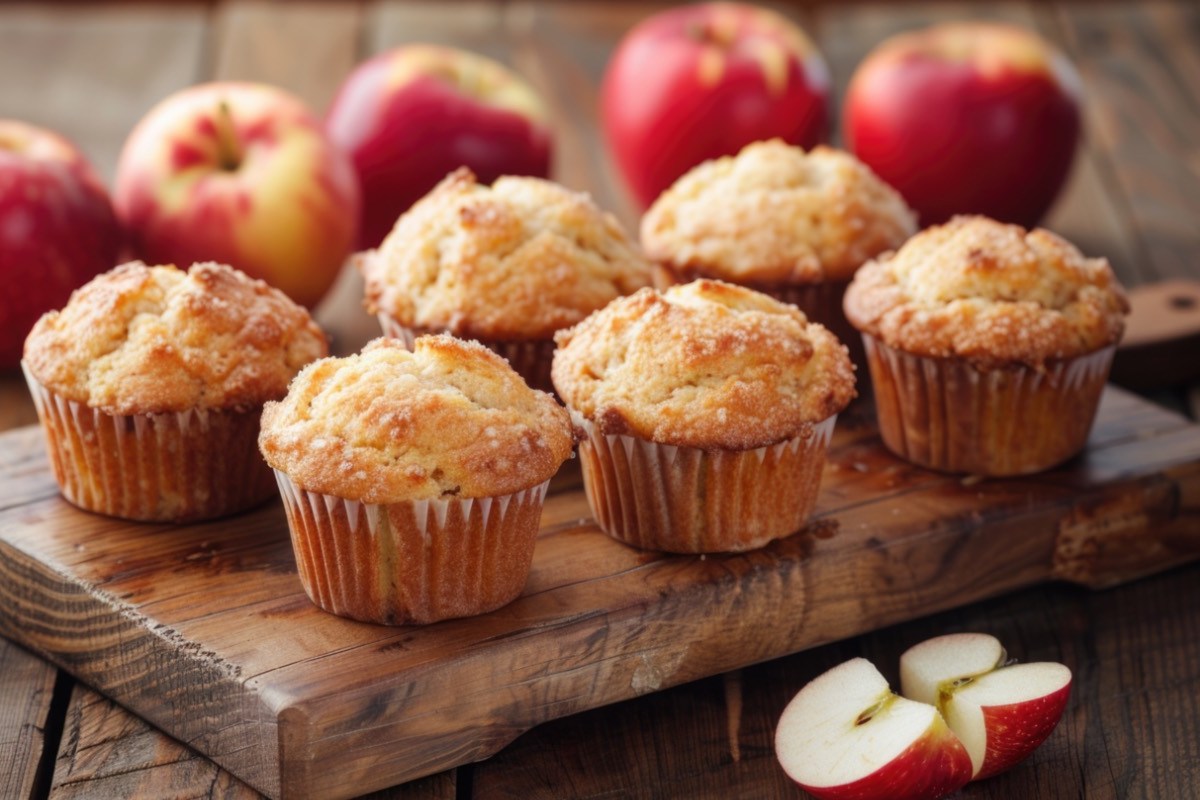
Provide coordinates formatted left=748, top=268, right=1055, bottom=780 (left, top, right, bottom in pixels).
left=843, top=215, right=1130, bottom=476
left=21, top=261, right=328, bottom=522
left=359, top=167, right=653, bottom=392
left=258, top=335, right=575, bottom=625
left=552, top=280, right=855, bottom=553
left=640, top=139, right=916, bottom=366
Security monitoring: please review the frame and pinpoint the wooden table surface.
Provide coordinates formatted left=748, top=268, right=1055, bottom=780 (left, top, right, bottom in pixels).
left=1, top=1, right=1198, bottom=798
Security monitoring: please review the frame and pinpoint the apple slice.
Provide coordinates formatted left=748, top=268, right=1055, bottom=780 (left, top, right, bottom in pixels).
left=901, top=631, right=1006, bottom=707
left=775, top=657, right=973, bottom=800
left=900, top=633, right=1072, bottom=780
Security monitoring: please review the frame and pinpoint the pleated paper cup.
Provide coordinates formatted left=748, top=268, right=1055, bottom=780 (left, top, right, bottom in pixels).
left=274, top=471, right=549, bottom=625
left=861, top=335, right=1115, bottom=476
left=572, top=411, right=837, bottom=554
left=377, top=314, right=556, bottom=394
left=21, top=362, right=274, bottom=522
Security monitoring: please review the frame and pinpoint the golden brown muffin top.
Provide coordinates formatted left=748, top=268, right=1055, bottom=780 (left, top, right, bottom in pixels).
left=23, top=261, right=328, bottom=414
left=640, top=140, right=916, bottom=285
left=258, top=336, right=575, bottom=503
left=843, top=216, right=1130, bottom=368
left=360, top=168, right=653, bottom=341
left=551, top=280, right=855, bottom=450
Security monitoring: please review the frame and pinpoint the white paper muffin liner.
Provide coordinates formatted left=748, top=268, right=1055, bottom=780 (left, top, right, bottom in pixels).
left=22, top=363, right=273, bottom=522
left=376, top=314, right=556, bottom=394
left=273, top=471, right=549, bottom=625
left=571, top=410, right=837, bottom=553
left=862, top=335, right=1116, bottom=476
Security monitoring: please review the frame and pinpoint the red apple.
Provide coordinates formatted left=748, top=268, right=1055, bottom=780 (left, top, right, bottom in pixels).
left=602, top=2, right=830, bottom=209
left=844, top=22, right=1082, bottom=227
left=114, top=82, right=359, bottom=308
left=0, top=120, right=121, bottom=368
left=775, top=658, right=973, bottom=800
left=900, top=633, right=1073, bottom=780
left=326, top=45, right=553, bottom=250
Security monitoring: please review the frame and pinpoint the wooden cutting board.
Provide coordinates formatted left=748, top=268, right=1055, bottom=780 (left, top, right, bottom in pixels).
left=1, top=387, right=1198, bottom=800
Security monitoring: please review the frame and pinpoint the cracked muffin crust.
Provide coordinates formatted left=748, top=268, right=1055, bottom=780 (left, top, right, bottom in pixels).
left=843, top=215, right=1130, bottom=369
left=640, top=139, right=916, bottom=285
left=259, top=335, right=574, bottom=503
left=23, top=260, right=328, bottom=414
left=360, top=167, right=653, bottom=341
left=552, top=279, right=856, bottom=451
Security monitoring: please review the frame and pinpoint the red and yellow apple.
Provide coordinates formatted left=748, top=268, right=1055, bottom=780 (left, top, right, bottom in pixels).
left=844, top=22, right=1082, bottom=227
left=114, top=82, right=359, bottom=308
left=601, top=2, right=830, bottom=209
left=900, top=632, right=1072, bottom=780
left=326, top=45, right=553, bottom=250
left=1, top=120, right=121, bottom=368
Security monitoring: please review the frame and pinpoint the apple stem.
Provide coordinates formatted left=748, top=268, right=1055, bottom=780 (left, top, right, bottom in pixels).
left=214, top=101, right=242, bottom=171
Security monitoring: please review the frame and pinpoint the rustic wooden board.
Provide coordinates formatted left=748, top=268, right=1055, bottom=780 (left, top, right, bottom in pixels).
left=0, top=638, right=59, bottom=799
left=0, top=388, right=1197, bottom=799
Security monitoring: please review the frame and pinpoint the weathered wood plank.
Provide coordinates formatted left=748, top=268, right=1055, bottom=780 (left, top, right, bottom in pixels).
left=0, top=386, right=1197, bottom=799
left=475, top=560, right=1200, bottom=799
left=48, top=684, right=453, bottom=800
left=1053, top=1, right=1200, bottom=282
left=50, top=685, right=260, bottom=800
left=212, top=0, right=364, bottom=113
left=0, top=3, right=208, bottom=181
left=368, top=0, right=509, bottom=62
left=0, top=639, right=58, bottom=800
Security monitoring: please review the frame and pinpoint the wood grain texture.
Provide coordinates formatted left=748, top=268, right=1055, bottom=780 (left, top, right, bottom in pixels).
left=48, top=685, right=454, bottom=800
left=0, top=3, right=207, bottom=181
left=0, top=639, right=58, bottom=800
left=1111, top=279, right=1200, bottom=390
left=1053, top=1, right=1200, bottom=283
left=476, top=561, right=1200, bottom=800
left=50, top=684, right=260, bottom=800
left=211, top=0, right=364, bottom=113
left=1, top=388, right=1198, bottom=799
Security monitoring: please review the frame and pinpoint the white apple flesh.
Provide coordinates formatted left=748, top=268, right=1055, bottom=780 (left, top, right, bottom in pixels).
left=775, top=657, right=973, bottom=800
left=900, top=631, right=1006, bottom=707
left=900, top=633, right=1072, bottom=780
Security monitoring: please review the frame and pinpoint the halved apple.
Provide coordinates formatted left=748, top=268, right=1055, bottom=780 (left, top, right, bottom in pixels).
left=775, top=657, right=973, bottom=800
left=900, top=633, right=1072, bottom=780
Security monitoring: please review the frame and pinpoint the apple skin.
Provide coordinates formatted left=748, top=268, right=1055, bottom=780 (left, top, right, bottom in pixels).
left=844, top=22, right=1082, bottom=227
left=775, top=658, right=973, bottom=800
left=0, top=120, right=121, bottom=368
left=941, top=663, right=1073, bottom=781
left=900, top=633, right=1073, bottom=781
left=794, top=719, right=974, bottom=800
left=326, top=45, right=553, bottom=250
left=114, top=82, right=360, bottom=308
left=602, top=2, right=830, bottom=209
left=970, top=680, right=1071, bottom=780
